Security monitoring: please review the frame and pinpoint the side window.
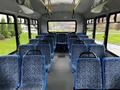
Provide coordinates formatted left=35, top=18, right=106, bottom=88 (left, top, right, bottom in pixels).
left=107, top=14, right=120, bottom=56
left=18, top=18, right=29, bottom=44
left=95, top=17, right=106, bottom=44
left=0, top=14, right=16, bottom=55
left=31, top=20, right=38, bottom=38
left=87, top=19, right=94, bottom=38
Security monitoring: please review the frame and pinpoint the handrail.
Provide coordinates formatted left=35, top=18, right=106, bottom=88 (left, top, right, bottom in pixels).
left=40, top=0, right=53, bottom=13
left=74, top=0, right=81, bottom=10
left=79, top=51, right=97, bottom=58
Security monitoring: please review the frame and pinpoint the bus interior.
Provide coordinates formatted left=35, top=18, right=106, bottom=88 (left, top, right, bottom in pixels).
left=0, top=0, right=120, bottom=90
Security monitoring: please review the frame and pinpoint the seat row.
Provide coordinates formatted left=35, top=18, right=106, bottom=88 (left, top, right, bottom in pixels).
left=74, top=52, right=120, bottom=89
left=0, top=54, right=46, bottom=90
left=0, top=33, right=57, bottom=90
left=68, top=33, right=120, bottom=89
left=18, top=33, right=56, bottom=71
left=30, top=33, right=56, bottom=56
left=67, top=33, right=105, bottom=70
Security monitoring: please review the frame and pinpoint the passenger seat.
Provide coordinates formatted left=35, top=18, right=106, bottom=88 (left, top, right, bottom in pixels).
left=19, top=55, right=46, bottom=90
left=0, top=55, right=20, bottom=90
left=102, top=57, right=120, bottom=89
left=74, top=52, right=102, bottom=89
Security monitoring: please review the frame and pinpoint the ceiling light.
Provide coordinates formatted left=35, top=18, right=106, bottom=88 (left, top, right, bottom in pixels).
left=19, top=5, right=34, bottom=14
left=91, top=0, right=108, bottom=13
left=64, top=16, right=67, bottom=19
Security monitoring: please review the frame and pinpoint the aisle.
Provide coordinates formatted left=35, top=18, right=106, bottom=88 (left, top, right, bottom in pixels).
left=46, top=53, right=73, bottom=90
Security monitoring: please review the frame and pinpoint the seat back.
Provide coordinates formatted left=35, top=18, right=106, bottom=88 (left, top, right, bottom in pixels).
left=46, top=35, right=55, bottom=46
left=42, top=38, right=54, bottom=53
left=57, top=33, right=67, bottom=44
left=78, top=35, right=88, bottom=39
left=22, top=55, right=46, bottom=89
left=88, top=44, right=105, bottom=58
left=69, top=40, right=85, bottom=54
left=68, top=38, right=79, bottom=47
left=76, top=33, right=85, bottom=36
left=71, top=44, right=88, bottom=65
left=29, top=39, right=40, bottom=44
left=0, top=55, right=19, bottom=89
left=18, top=44, right=34, bottom=57
left=103, top=57, right=120, bottom=89
left=25, top=49, right=42, bottom=55
left=36, top=35, right=46, bottom=39
left=36, top=44, right=51, bottom=65
left=81, top=38, right=95, bottom=44
left=75, top=57, right=102, bottom=89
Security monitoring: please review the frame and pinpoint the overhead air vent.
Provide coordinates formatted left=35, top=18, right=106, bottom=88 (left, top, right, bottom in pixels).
left=91, top=0, right=108, bottom=13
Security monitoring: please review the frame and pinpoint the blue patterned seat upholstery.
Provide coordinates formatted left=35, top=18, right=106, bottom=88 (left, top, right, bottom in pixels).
left=69, top=40, right=85, bottom=55
left=36, top=35, right=46, bottom=39
left=57, top=33, right=67, bottom=44
left=46, top=36, right=56, bottom=46
left=18, top=44, right=35, bottom=57
left=47, top=34, right=57, bottom=46
left=67, top=38, right=80, bottom=49
left=78, top=35, right=88, bottom=39
left=76, top=33, right=86, bottom=36
left=29, top=39, right=40, bottom=44
left=35, top=37, right=55, bottom=55
left=80, top=38, right=95, bottom=44
left=103, top=57, right=120, bottom=89
left=36, top=44, right=52, bottom=66
left=42, top=38, right=55, bottom=54
left=71, top=44, right=88, bottom=64
left=71, top=44, right=88, bottom=71
left=0, top=55, right=19, bottom=90
left=19, top=55, right=46, bottom=90
left=75, top=58, right=102, bottom=89
left=88, top=44, right=105, bottom=58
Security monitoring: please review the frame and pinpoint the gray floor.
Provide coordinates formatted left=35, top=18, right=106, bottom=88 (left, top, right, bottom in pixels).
left=46, top=53, right=73, bottom=90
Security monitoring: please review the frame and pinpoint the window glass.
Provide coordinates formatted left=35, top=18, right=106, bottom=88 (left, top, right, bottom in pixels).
left=108, top=16, right=120, bottom=56
left=87, top=19, right=93, bottom=38
left=95, top=18, right=106, bottom=44
left=110, top=14, right=115, bottom=23
left=31, top=20, right=38, bottom=38
left=31, top=25, right=38, bottom=38
left=0, top=14, right=7, bottom=23
left=117, top=13, right=120, bottom=22
left=0, top=15, right=16, bottom=55
left=8, top=16, right=14, bottom=23
left=103, top=17, right=106, bottom=23
left=18, top=18, right=29, bottom=44
left=48, top=21, right=76, bottom=32
left=87, top=20, right=89, bottom=24
left=21, top=18, right=25, bottom=24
